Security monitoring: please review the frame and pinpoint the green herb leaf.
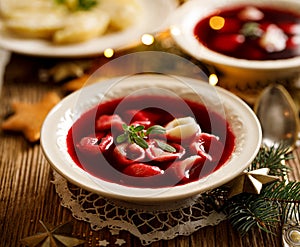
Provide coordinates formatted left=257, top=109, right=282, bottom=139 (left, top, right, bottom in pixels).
left=155, top=140, right=176, bottom=153
left=54, top=0, right=98, bottom=11
left=77, top=0, right=98, bottom=10
left=134, top=136, right=149, bottom=149
left=129, top=133, right=137, bottom=143
left=134, top=125, right=145, bottom=132
left=116, top=133, right=128, bottom=144
left=122, top=123, right=128, bottom=131
left=240, top=22, right=263, bottom=39
left=146, top=125, right=166, bottom=135
left=116, top=123, right=171, bottom=150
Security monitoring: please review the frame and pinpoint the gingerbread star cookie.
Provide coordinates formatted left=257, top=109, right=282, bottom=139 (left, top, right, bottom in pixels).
left=1, top=91, right=61, bottom=142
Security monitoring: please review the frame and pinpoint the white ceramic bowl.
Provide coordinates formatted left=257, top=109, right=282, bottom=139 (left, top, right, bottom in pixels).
left=41, top=74, right=262, bottom=204
left=170, top=0, right=300, bottom=85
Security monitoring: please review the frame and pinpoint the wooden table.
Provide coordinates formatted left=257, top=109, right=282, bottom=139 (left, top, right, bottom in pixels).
left=1, top=53, right=299, bottom=247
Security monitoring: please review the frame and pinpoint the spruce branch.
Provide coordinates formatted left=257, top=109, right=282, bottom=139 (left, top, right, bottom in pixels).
left=262, top=181, right=300, bottom=225
left=249, top=144, right=292, bottom=178
left=205, top=144, right=299, bottom=236
left=225, top=194, right=280, bottom=235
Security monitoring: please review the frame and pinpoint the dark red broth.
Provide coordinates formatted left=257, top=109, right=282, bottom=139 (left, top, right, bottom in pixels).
left=194, top=5, right=300, bottom=60
left=67, top=95, right=235, bottom=188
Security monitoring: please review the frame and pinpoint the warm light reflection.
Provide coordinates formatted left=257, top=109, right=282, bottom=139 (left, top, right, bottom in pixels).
left=283, top=111, right=290, bottom=117
left=170, top=25, right=181, bottom=36
left=209, top=74, right=218, bottom=86
left=104, top=48, right=114, bottom=58
left=209, top=16, right=225, bottom=30
left=141, top=34, right=154, bottom=45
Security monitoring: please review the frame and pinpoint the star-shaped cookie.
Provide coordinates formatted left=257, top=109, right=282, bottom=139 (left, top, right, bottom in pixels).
left=1, top=91, right=60, bottom=142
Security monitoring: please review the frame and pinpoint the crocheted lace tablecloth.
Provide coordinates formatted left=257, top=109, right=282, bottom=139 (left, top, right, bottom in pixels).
left=52, top=171, right=226, bottom=245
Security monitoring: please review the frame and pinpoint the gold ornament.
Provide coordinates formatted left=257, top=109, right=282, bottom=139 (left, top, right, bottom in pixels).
left=20, top=220, right=85, bottom=247
left=226, top=168, right=279, bottom=198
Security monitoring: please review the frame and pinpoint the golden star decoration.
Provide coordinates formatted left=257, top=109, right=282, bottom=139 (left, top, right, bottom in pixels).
left=20, top=220, right=85, bottom=247
left=226, top=168, right=279, bottom=198
left=1, top=91, right=60, bottom=142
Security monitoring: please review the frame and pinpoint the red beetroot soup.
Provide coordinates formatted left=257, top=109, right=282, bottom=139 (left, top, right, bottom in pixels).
left=194, top=4, right=300, bottom=60
left=67, top=95, right=235, bottom=188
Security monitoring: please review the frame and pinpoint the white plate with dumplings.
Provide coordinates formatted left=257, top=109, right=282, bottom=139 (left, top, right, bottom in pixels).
left=0, top=0, right=178, bottom=57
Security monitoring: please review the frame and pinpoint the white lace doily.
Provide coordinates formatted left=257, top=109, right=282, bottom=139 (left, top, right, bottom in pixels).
left=52, top=171, right=226, bottom=245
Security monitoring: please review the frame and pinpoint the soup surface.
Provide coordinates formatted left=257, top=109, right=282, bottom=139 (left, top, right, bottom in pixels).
left=67, top=95, right=235, bottom=188
left=194, top=5, right=300, bottom=60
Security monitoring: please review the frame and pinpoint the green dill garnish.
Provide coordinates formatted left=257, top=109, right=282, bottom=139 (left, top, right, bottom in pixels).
left=116, top=123, right=176, bottom=153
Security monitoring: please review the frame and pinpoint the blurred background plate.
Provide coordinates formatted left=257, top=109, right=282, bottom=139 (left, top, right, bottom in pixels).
left=0, top=0, right=178, bottom=57
left=170, top=0, right=300, bottom=86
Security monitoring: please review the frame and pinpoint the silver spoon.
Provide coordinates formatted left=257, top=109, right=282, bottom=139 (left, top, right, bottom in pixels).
left=254, top=84, right=299, bottom=152
left=254, top=84, right=300, bottom=247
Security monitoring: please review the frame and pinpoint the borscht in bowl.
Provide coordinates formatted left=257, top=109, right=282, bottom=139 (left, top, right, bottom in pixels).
left=171, top=0, right=300, bottom=84
left=41, top=74, right=262, bottom=203
left=67, top=95, right=234, bottom=188
left=194, top=4, right=300, bottom=61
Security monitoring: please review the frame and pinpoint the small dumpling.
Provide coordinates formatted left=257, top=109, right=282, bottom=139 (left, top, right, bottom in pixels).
left=0, top=0, right=59, bottom=18
left=53, top=10, right=110, bottom=44
left=97, top=0, right=141, bottom=30
left=165, top=117, right=201, bottom=142
left=4, top=9, right=65, bottom=39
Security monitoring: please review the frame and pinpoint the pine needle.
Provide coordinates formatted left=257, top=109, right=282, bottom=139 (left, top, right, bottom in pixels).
left=206, top=144, right=299, bottom=236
